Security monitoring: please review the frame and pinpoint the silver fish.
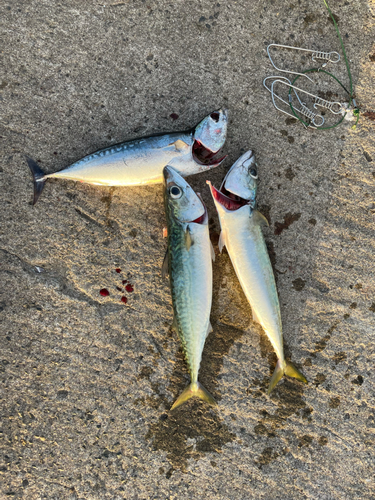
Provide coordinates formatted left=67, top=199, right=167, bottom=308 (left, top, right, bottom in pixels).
left=207, top=150, right=307, bottom=394
left=27, top=110, right=228, bottom=204
left=163, top=166, right=216, bottom=410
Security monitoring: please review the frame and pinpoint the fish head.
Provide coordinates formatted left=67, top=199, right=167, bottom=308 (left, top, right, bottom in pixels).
left=221, top=150, right=258, bottom=207
left=194, top=109, right=228, bottom=153
left=163, top=166, right=206, bottom=223
left=192, top=109, right=228, bottom=169
left=206, top=150, right=258, bottom=213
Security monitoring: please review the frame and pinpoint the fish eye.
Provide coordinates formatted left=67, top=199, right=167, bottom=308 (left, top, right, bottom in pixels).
left=210, top=112, right=220, bottom=123
left=250, top=168, right=258, bottom=179
left=170, top=185, right=183, bottom=199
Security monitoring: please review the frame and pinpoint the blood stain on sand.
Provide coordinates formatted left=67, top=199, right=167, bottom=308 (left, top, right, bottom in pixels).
left=100, top=288, right=110, bottom=297
left=121, top=296, right=128, bottom=304
left=122, top=280, right=127, bottom=285
left=125, top=284, right=134, bottom=293
left=115, top=268, right=121, bottom=273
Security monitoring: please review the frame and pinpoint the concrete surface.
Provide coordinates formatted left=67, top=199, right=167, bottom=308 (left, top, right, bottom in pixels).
left=1, top=0, right=374, bottom=498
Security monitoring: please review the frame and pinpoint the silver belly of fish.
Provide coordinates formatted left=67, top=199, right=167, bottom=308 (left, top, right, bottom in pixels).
left=214, top=202, right=307, bottom=393
left=220, top=205, right=284, bottom=361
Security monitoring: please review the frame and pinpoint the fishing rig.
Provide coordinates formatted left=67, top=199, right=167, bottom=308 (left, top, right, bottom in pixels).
left=263, top=1, right=359, bottom=130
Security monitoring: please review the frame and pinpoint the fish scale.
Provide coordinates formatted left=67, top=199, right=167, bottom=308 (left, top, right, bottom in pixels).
left=169, top=222, right=211, bottom=382
left=219, top=204, right=284, bottom=362
left=27, top=109, right=228, bottom=204
left=48, top=132, right=194, bottom=185
left=164, top=166, right=216, bottom=410
left=208, top=150, right=307, bottom=394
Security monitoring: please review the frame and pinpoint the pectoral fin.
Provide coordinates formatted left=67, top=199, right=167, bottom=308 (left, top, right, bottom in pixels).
left=253, top=210, right=269, bottom=227
left=161, top=249, right=169, bottom=279
left=185, top=226, right=193, bottom=250
left=165, top=139, right=190, bottom=153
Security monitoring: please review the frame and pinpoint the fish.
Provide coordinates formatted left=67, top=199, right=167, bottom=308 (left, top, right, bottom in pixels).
left=27, top=109, right=228, bottom=204
left=163, top=165, right=216, bottom=410
left=207, top=150, right=307, bottom=394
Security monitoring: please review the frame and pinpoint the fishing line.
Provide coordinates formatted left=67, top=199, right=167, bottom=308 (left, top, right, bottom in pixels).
left=288, top=0, right=360, bottom=130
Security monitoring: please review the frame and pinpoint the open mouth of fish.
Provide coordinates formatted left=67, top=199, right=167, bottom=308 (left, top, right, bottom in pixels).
left=192, top=140, right=227, bottom=166
left=209, top=183, right=250, bottom=211
left=191, top=212, right=206, bottom=223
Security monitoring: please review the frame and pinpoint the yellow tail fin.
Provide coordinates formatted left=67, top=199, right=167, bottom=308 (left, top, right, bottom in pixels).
left=267, top=360, right=307, bottom=394
left=171, top=381, right=216, bottom=410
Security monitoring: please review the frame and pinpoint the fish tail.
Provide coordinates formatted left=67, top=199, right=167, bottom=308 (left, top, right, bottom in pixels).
left=267, top=359, right=307, bottom=394
left=26, top=157, right=47, bottom=205
left=171, top=381, right=216, bottom=410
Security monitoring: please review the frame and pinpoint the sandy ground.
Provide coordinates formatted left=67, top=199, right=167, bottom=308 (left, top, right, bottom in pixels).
left=1, top=0, right=374, bottom=498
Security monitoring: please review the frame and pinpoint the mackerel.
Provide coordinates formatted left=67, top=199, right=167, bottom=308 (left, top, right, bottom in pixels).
left=27, top=110, right=228, bottom=204
left=207, top=150, right=307, bottom=393
left=163, top=166, right=216, bottom=410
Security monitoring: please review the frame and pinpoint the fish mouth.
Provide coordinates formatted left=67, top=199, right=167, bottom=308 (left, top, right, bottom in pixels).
left=191, top=212, right=206, bottom=224
left=192, top=140, right=227, bottom=167
left=217, top=150, right=257, bottom=207
left=207, top=181, right=250, bottom=211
